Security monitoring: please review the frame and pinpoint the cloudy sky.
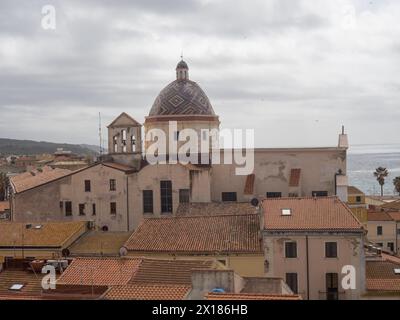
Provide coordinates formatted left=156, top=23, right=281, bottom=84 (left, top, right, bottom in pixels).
left=0, top=0, right=399, bottom=148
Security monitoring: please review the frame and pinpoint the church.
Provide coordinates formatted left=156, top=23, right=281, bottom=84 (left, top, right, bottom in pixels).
left=9, top=60, right=350, bottom=232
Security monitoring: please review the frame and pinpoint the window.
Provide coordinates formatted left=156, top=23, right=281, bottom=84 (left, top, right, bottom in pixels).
left=110, top=202, right=117, bottom=215
left=356, top=196, right=362, bottom=203
left=110, top=179, right=116, bottom=191
left=326, top=273, right=339, bottom=300
left=312, top=191, right=328, bottom=197
left=288, top=193, right=298, bottom=198
left=281, top=209, right=292, bottom=216
left=377, top=226, right=383, bottom=236
left=65, top=201, right=72, bottom=216
left=325, top=242, right=338, bottom=258
left=388, top=242, right=394, bottom=252
left=59, top=201, right=63, bottom=209
left=143, top=190, right=154, bottom=214
left=285, top=242, right=297, bottom=258
left=131, top=135, right=136, bottom=152
left=160, top=181, right=173, bottom=213
left=79, top=204, right=85, bottom=216
left=285, top=273, right=298, bottom=294
left=84, top=180, right=91, bottom=192
left=266, top=192, right=282, bottom=198
left=179, top=189, right=190, bottom=203
left=397, top=229, right=400, bottom=235
left=377, top=243, right=383, bottom=248
left=222, top=192, right=237, bottom=202
left=92, top=203, right=96, bottom=216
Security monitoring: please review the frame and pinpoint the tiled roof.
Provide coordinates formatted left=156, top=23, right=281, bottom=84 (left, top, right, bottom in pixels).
left=381, top=200, right=400, bottom=210
left=0, top=221, right=87, bottom=247
left=68, top=231, right=131, bottom=256
left=10, top=166, right=71, bottom=193
left=124, top=214, right=262, bottom=254
left=57, top=257, right=142, bottom=286
left=0, top=201, right=9, bottom=212
left=263, top=197, right=364, bottom=231
left=103, top=284, right=191, bottom=300
left=176, top=202, right=256, bottom=216
left=348, top=186, right=364, bottom=195
left=367, top=211, right=393, bottom=221
left=387, top=212, right=400, bottom=221
left=289, top=169, right=301, bottom=187
left=366, top=260, right=400, bottom=292
left=0, top=270, right=46, bottom=299
left=129, top=259, right=216, bottom=285
left=244, top=174, right=255, bottom=195
left=206, top=293, right=302, bottom=300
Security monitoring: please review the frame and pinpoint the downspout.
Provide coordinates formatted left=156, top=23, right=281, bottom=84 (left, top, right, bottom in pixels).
left=306, top=235, right=310, bottom=300
left=126, top=175, right=130, bottom=232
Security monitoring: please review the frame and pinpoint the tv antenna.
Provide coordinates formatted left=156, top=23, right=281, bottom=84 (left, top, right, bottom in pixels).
left=98, top=112, right=103, bottom=157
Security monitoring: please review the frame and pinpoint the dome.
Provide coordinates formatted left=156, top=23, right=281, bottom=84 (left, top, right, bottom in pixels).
left=148, top=61, right=216, bottom=117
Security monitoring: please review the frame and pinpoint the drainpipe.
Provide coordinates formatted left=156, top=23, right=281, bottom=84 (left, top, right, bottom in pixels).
left=126, top=175, right=130, bottom=232
left=306, top=235, right=310, bottom=300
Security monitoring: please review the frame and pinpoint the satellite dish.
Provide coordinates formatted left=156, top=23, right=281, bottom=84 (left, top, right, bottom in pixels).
left=62, top=248, right=70, bottom=257
left=250, top=198, right=259, bottom=207
left=119, top=247, right=128, bottom=257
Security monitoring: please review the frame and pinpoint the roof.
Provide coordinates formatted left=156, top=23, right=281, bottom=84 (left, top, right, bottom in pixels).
left=0, top=221, right=87, bottom=247
left=107, top=112, right=141, bottom=128
left=124, top=214, right=262, bottom=254
left=0, top=270, right=46, bottom=300
left=0, top=201, right=9, bottom=212
left=10, top=166, right=71, bottom=193
left=289, top=169, right=301, bottom=187
left=205, top=293, right=302, bottom=300
left=129, top=259, right=217, bottom=285
left=102, top=162, right=136, bottom=173
left=367, top=211, right=393, bottom=222
left=176, top=202, right=256, bottom=216
left=381, top=200, right=400, bottom=211
left=366, top=260, right=400, bottom=293
left=57, top=257, right=142, bottom=286
left=103, top=284, right=191, bottom=300
left=388, top=212, right=400, bottom=221
left=68, top=231, right=132, bottom=256
left=263, top=197, right=364, bottom=232
left=348, top=186, right=364, bottom=195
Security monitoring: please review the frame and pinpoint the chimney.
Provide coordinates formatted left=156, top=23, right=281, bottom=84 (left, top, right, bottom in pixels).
left=338, top=125, right=349, bottom=149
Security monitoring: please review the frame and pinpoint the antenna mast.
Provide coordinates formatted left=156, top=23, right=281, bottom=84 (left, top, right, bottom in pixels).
left=98, top=112, right=103, bottom=157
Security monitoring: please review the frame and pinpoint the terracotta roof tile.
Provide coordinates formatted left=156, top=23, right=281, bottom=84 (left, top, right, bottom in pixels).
left=381, top=200, right=400, bottom=210
left=366, top=260, right=400, bottom=292
left=0, top=221, right=86, bottom=247
left=129, top=259, right=216, bottom=285
left=57, top=257, right=142, bottom=286
left=206, top=293, right=302, bottom=300
left=10, top=166, right=71, bottom=193
left=387, top=212, right=400, bottom=221
left=244, top=174, right=255, bottom=195
left=289, top=169, right=301, bottom=187
left=0, top=270, right=47, bottom=298
left=102, top=162, right=136, bottom=173
left=103, top=284, right=191, bottom=300
left=368, top=211, right=393, bottom=221
left=348, top=186, right=364, bottom=195
left=263, top=196, right=364, bottom=231
left=124, top=214, right=262, bottom=254
left=176, top=202, right=256, bottom=216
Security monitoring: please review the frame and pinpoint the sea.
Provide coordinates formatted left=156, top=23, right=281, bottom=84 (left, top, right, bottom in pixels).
left=347, top=144, right=400, bottom=196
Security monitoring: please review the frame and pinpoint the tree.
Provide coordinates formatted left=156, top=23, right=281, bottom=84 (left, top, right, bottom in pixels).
left=374, top=167, right=389, bottom=197
left=394, top=176, right=400, bottom=196
left=0, top=172, right=6, bottom=201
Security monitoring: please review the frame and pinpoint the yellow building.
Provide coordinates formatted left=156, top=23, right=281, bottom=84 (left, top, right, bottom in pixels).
left=347, top=186, right=368, bottom=224
left=123, top=214, right=264, bottom=277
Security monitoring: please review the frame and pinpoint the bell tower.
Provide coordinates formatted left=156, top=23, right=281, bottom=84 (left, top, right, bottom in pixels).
left=107, top=112, right=142, bottom=168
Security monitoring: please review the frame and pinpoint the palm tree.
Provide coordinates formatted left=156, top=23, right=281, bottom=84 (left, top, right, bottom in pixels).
left=374, top=167, right=389, bottom=196
left=393, top=176, right=400, bottom=196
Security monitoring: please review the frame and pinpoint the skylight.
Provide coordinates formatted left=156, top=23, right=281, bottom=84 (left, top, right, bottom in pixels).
left=9, top=284, right=24, bottom=291
left=394, top=269, right=400, bottom=275
left=281, top=209, right=292, bottom=216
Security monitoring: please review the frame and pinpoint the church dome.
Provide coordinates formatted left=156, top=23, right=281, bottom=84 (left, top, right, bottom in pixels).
left=148, top=60, right=216, bottom=117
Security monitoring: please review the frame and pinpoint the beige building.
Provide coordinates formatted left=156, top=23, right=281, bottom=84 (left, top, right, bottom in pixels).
left=366, top=211, right=397, bottom=254
left=262, top=197, right=366, bottom=300
left=10, top=60, right=350, bottom=232
left=347, top=186, right=368, bottom=224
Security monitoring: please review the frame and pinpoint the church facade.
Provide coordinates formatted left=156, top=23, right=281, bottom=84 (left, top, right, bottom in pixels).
left=9, top=60, right=349, bottom=232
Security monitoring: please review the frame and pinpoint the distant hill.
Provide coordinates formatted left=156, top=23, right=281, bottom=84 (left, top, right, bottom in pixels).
left=0, top=138, right=99, bottom=156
